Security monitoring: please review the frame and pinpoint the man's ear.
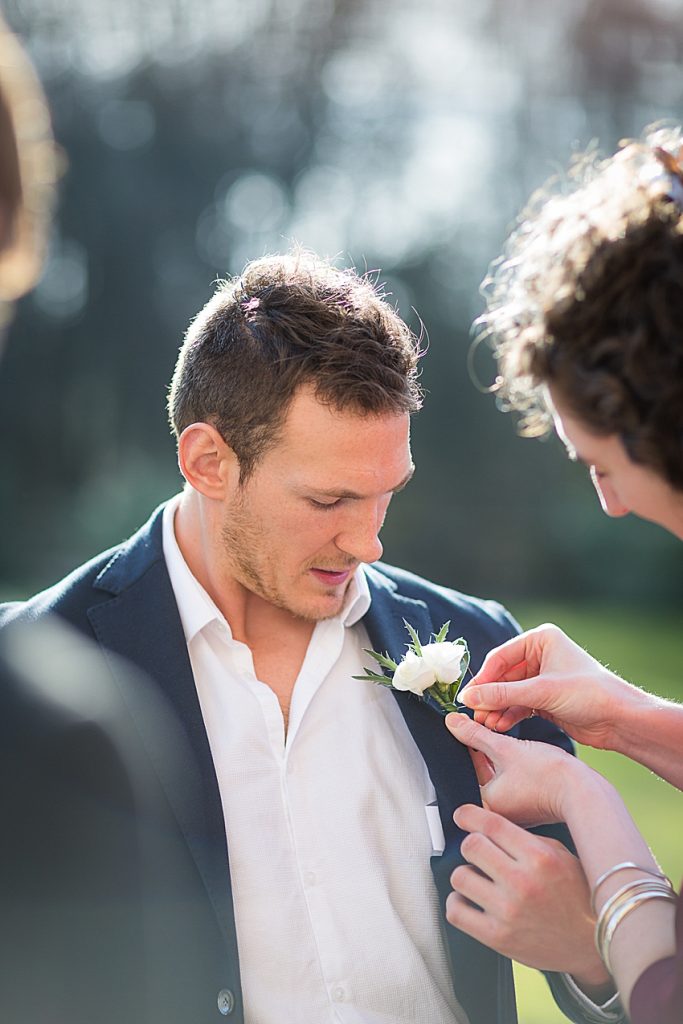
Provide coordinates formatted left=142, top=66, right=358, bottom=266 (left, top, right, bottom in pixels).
left=177, top=423, right=239, bottom=499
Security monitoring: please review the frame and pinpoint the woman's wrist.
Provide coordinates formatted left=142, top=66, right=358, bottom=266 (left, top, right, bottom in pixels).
left=555, top=758, right=617, bottom=826
left=605, top=681, right=663, bottom=756
left=591, top=675, right=683, bottom=787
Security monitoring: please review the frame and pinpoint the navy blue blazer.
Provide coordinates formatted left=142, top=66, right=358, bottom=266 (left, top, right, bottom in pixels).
left=1, top=504, right=613, bottom=1024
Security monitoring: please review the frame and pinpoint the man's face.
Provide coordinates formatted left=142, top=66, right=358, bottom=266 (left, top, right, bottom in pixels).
left=220, top=386, right=414, bottom=621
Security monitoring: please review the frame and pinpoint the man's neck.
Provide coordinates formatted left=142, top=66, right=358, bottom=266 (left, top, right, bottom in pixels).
left=173, top=490, right=315, bottom=722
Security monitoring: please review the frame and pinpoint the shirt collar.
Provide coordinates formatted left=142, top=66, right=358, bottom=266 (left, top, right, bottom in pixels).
left=162, top=494, right=229, bottom=644
left=340, top=563, right=371, bottom=626
left=162, top=494, right=372, bottom=643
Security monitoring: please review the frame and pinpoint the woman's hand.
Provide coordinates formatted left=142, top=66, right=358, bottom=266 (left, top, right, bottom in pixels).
left=444, top=718, right=613, bottom=995
left=446, top=804, right=611, bottom=993
left=445, top=711, right=589, bottom=825
left=459, top=623, right=638, bottom=747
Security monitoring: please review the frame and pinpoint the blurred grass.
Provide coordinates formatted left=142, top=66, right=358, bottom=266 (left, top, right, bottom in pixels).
left=507, top=603, right=682, bottom=1024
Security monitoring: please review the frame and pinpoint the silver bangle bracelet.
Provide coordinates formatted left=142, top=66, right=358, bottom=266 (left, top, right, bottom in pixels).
left=595, top=878, right=674, bottom=961
left=597, top=888, right=677, bottom=976
left=591, top=861, right=672, bottom=914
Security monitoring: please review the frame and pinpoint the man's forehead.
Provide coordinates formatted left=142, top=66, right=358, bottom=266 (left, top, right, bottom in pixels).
left=278, top=389, right=410, bottom=444
left=272, top=413, right=413, bottom=495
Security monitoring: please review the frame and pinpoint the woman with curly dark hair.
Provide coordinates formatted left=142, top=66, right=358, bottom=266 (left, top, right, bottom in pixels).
left=481, top=122, right=683, bottom=511
left=445, top=125, right=683, bottom=1024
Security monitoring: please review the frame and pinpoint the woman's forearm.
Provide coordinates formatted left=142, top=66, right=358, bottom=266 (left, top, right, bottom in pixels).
left=609, top=692, right=683, bottom=789
left=560, top=765, right=678, bottom=1011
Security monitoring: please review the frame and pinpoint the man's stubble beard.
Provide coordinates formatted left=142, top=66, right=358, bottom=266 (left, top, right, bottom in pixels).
left=220, top=502, right=346, bottom=624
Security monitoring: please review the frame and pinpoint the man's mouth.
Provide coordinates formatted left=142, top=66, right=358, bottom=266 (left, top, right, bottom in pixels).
left=309, top=567, right=354, bottom=586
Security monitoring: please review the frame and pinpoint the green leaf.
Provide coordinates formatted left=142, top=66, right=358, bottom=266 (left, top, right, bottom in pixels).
left=453, top=645, right=471, bottom=699
left=433, top=620, right=451, bottom=644
left=362, top=648, right=398, bottom=671
left=353, top=670, right=394, bottom=686
left=403, top=618, right=423, bottom=656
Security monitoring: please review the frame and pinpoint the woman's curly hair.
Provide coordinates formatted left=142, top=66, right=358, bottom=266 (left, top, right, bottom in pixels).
left=478, top=124, right=683, bottom=490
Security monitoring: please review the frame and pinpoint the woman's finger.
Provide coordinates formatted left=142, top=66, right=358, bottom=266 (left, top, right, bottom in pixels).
left=445, top=712, right=506, bottom=760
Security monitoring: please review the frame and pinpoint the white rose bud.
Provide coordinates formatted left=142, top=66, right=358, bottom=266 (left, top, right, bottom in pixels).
left=420, top=641, right=467, bottom=684
left=391, top=649, right=438, bottom=695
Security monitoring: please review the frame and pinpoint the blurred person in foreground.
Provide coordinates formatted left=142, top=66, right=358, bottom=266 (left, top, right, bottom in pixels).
left=1, top=234, right=624, bottom=1021
left=0, top=12, right=141, bottom=1021
left=0, top=18, right=222, bottom=1024
left=445, top=124, right=683, bottom=1024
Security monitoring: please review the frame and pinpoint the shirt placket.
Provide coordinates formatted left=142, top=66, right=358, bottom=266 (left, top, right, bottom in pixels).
left=282, top=619, right=355, bottom=1018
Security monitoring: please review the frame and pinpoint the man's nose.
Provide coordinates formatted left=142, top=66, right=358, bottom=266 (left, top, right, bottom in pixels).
left=591, top=469, right=629, bottom=518
left=336, top=509, right=384, bottom=564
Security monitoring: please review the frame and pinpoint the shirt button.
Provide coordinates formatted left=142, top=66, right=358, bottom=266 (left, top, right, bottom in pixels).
left=304, top=870, right=316, bottom=886
left=217, top=989, right=235, bottom=1015
left=332, top=986, right=345, bottom=1002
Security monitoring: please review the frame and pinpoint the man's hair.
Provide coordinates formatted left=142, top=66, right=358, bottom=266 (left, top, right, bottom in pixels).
left=478, top=123, right=683, bottom=490
left=168, top=251, right=423, bottom=479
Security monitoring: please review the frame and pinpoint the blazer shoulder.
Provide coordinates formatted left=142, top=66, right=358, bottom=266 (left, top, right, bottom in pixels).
left=0, top=544, right=122, bottom=629
left=0, top=503, right=167, bottom=630
left=367, top=561, right=520, bottom=646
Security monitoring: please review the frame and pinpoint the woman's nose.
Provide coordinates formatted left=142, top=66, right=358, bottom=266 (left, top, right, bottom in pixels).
left=590, top=468, right=629, bottom=518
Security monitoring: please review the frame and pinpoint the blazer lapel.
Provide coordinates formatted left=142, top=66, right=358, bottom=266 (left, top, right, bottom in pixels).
left=85, top=507, right=240, bottom=964
left=362, top=565, right=482, bottom=830
left=363, top=566, right=515, bottom=1024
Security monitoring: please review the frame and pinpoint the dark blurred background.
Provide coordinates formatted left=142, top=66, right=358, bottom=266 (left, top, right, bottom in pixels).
left=2, top=0, right=682, bottom=608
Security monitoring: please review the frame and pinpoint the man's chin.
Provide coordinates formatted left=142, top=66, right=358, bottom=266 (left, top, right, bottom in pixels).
left=241, top=570, right=352, bottom=623
left=289, top=594, right=347, bottom=623
left=283, top=580, right=351, bottom=623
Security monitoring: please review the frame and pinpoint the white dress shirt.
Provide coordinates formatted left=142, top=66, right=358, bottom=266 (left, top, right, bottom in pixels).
left=162, top=496, right=467, bottom=1024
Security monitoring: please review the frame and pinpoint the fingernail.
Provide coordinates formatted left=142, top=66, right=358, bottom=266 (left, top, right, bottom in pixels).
left=461, top=687, right=480, bottom=707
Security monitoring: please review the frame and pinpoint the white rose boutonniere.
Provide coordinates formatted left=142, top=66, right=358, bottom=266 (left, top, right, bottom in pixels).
left=354, top=620, right=470, bottom=715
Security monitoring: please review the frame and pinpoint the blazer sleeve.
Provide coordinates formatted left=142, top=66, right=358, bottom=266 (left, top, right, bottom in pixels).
left=629, top=888, right=683, bottom=1024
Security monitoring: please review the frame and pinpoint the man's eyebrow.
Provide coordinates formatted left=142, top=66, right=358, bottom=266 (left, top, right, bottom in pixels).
left=310, top=465, right=415, bottom=500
